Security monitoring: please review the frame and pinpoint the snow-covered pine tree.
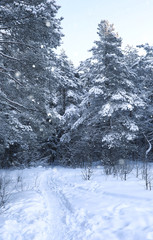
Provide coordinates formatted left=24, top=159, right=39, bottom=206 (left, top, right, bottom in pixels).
left=54, top=51, right=80, bottom=116
left=78, top=58, right=96, bottom=92
left=123, top=45, right=140, bottom=68
left=52, top=51, right=82, bottom=165
left=0, top=0, right=63, bottom=166
left=134, top=44, right=153, bottom=161
left=64, top=20, right=144, bottom=166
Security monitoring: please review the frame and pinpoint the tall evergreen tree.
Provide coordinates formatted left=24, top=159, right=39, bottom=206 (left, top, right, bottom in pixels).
left=62, top=20, right=144, bottom=166
left=134, top=44, right=153, bottom=161
left=53, top=51, right=82, bottom=165
left=0, top=0, right=63, bottom=166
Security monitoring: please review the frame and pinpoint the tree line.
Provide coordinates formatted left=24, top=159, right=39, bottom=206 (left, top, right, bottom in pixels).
left=0, top=0, right=153, bottom=168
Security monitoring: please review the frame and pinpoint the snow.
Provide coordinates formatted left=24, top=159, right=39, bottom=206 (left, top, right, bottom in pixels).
left=60, top=132, right=71, bottom=143
left=120, top=103, right=134, bottom=111
left=125, top=79, right=134, bottom=87
left=98, top=101, right=135, bottom=117
left=99, top=103, right=112, bottom=116
left=15, top=71, right=21, bottom=78
left=124, top=121, right=139, bottom=132
left=10, top=117, right=33, bottom=132
left=95, top=77, right=106, bottom=83
left=125, top=133, right=136, bottom=141
left=71, top=116, right=86, bottom=130
left=65, top=104, right=78, bottom=117
left=111, top=92, right=125, bottom=101
left=102, top=132, right=122, bottom=147
left=89, top=87, right=103, bottom=95
left=0, top=166, right=153, bottom=240
left=67, top=90, right=78, bottom=101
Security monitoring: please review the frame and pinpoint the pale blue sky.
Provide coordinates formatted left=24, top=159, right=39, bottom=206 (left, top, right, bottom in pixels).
left=57, top=0, right=153, bottom=65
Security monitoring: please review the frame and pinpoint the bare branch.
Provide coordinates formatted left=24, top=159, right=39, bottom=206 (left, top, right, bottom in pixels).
left=0, top=41, right=35, bottom=49
left=1, top=95, right=38, bottom=112
left=2, top=96, right=29, bottom=110
left=0, top=101, right=21, bottom=113
left=0, top=70, right=22, bottom=86
left=0, top=51, right=21, bottom=61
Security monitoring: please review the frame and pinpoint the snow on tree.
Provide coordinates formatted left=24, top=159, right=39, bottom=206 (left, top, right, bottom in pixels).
left=133, top=44, right=153, bottom=161
left=0, top=0, right=63, bottom=166
left=89, top=21, right=144, bottom=148
left=0, top=1, right=151, bottom=168
left=52, top=51, right=82, bottom=165
left=123, top=45, right=140, bottom=68
left=54, top=50, right=80, bottom=116
left=62, top=20, right=144, bottom=166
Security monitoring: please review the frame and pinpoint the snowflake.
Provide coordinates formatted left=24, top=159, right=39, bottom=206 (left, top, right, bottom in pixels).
left=15, top=71, right=21, bottom=78
left=46, top=20, right=51, bottom=27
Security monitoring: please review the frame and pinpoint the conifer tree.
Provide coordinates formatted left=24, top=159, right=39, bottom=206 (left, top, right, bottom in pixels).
left=134, top=44, right=153, bottom=161
left=0, top=0, right=63, bottom=166
left=64, top=20, right=144, bottom=166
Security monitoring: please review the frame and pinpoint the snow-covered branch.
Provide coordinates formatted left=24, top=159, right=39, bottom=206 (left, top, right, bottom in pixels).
left=0, top=69, right=22, bottom=86
left=1, top=95, right=36, bottom=112
left=0, top=51, right=21, bottom=61
left=0, top=41, right=35, bottom=49
left=0, top=101, right=21, bottom=113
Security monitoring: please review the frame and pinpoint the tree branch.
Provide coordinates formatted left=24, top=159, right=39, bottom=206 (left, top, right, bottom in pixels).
left=0, top=27, right=9, bottom=30
left=0, top=101, right=21, bottom=113
left=1, top=95, right=38, bottom=112
left=0, top=51, right=22, bottom=61
left=143, top=134, right=152, bottom=156
left=2, top=96, right=31, bottom=110
left=0, top=70, right=22, bottom=86
left=0, top=41, right=35, bottom=49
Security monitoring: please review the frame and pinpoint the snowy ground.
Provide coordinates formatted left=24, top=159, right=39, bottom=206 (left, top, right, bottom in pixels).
left=0, top=165, right=153, bottom=240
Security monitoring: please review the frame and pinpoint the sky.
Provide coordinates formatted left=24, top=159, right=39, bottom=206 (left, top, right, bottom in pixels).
left=56, top=0, right=153, bottom=66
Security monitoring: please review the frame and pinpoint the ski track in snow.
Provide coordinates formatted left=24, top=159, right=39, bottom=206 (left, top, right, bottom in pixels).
left=0, top=167, right=153, bottom=240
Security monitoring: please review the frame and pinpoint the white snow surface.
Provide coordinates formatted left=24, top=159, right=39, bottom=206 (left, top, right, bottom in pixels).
left=0, top=166, right=153, bottom=240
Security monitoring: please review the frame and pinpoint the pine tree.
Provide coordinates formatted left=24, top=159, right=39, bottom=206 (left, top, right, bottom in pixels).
left=54, top=51, right=80, bottom=115
left=134, top=44, right=153, bottom=161
left=64, top=20, right=144, bottom=166
left=0, top=0, right=63, bottom=166
left=53, top=51, right=82, bottom=165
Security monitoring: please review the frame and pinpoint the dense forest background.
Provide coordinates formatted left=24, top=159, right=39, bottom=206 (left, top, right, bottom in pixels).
left=0, top=0, right=153, bottom=168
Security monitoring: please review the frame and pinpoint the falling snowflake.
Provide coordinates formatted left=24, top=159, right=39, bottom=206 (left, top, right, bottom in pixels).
left=119, top=159, right=125, bottom=165
left=15, top=71, right=21, bottom=78
left=28, top=95, right=35, bottom=102
left=46, top=20, right=51, bottom=27
left=28, top=95, right=34, bottom=100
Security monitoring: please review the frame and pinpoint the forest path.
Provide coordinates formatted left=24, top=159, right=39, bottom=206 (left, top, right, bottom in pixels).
left=0, top=167, right=153, bottom=240
left=0, top=167, right=88, bottom=240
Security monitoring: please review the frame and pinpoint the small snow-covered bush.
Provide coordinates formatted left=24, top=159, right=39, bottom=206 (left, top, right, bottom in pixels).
left=82, top=167, right=93, bottom=180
